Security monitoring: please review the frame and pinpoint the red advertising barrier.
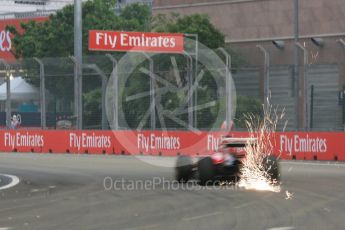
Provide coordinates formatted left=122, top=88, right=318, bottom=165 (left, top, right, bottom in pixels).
left=88, top=30, right=184, bottom=53
left=0, top=130, right=344, bottom=161
left=275, top=132, right=341, bottom=161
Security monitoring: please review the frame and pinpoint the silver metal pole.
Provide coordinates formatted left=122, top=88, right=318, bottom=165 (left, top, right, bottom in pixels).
left=256, top=45, right=270, bottom=108
left=34, top=58, right=46, bottom=129
left=106, top=54, right=118, bottom=130
left=217, top=48, right=232, bottom=130
left=184, top=33, right=198, bottom=127
left=296, top=42, right=309, bottom=131
left=194, top=34, right=199, bottom=128
left=73, top=58, right=79, bottom=129
left=337, top=39, right=345, bottom=48
left=337, top=38, right=345, bottom=131
left=183, top=51, right=194, bottom=128
left=78, top=65, right=83, bottom=130
left=142, top=53, right=156, bottom=130
left=70, top=56, right=81, bottom=129
left=0, top=59, right=11, bottom=129
left=74, top=0, right=82, bottom=130
left=6, top=70, right=10, bottom=129
left=294, top=0, right=300, bottom=130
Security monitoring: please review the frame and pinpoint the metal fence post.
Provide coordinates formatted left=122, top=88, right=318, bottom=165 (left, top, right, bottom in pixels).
left=183, top=51, right=194, bottom=128
left=82, top=64, right=108, bottom=130
left=74, top=0, right=83, bottom=130
left=337, top=40, right=345, bottom=131
left=337, top=39, right=345, bottom=48
left=217, top=48, right=232, bottom=130
left=184, top=34, right=198, bottom=128
left=106, top=54, right=118, bottom=130
left=194, top=35, right=199, bottom=128
left=70, top=56, right=82, bottom=130
left=142, top=53, right=156, bottom=130
left=296, top=42, right=309, bottom=131
left=6, top=69, right=10, bottom=129
left=293, top=0, right=300, bottom=130
left=256, top=45, right=270, bottom=109
left=33, top=58, right=46, bottom=129
left=342, top=85, right=345, bottom=131
left=0, top=59, right=11, bottom=129
left=310, top=84, right=314, bottom=130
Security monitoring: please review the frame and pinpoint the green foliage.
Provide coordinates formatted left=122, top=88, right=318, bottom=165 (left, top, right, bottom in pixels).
left=83, top=88, right=102, bottom=129
left=8, top=1, right=152, bottom=58
left=7, top=1, right=152, bottom=128
left=119, top=3, right=152, bottom=31
left=8, top=1, right=243, bottom=130
left=235, top=96, right=263, bottom=129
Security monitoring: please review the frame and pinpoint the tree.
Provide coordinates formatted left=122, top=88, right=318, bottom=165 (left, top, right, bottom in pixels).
left=235, top=96, right=263, bottom=129
left=7, top=0, right=151, bottom=58
left=83, top=88, right=102, bottom=128
left=7, top=1, right=152, bottom=128
left=7, top=1, right=247, bottom=130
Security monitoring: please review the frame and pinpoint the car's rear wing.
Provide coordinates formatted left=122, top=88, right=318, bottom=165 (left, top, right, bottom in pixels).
left=220, top=137, right=257, bottom=148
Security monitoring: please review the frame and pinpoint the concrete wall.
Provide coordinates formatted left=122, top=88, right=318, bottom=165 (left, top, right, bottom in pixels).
left=153, top=0, right=345, bottom=83
left=153, top=0, right=345, bottom=42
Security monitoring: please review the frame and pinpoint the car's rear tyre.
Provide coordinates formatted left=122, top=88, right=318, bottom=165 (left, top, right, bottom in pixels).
left=198, top=157, right=215, bottom=185
left=175, top=156, right=193, bottom=183
left=263, top=155, right=280, bottom=182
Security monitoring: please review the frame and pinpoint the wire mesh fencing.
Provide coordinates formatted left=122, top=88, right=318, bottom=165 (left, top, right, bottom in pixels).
left=0, top=42, right=344, bottom=131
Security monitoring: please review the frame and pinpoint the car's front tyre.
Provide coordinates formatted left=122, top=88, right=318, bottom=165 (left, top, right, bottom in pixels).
left=175, top=156, right=193, bottom=183
left=263, top=155, right=280, bottom=182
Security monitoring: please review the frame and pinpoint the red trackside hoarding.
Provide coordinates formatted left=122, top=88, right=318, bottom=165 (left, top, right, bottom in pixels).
left=0, top=130, right=344, bottom=161
left=0, top=17, right=48, bottom=62
left=88, top=30, right=184, bottom=53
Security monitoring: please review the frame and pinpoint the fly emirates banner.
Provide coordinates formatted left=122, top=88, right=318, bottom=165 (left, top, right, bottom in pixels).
left=88, top=30, right=184, bottom=53
left=0, top=130, right=344, bottom=161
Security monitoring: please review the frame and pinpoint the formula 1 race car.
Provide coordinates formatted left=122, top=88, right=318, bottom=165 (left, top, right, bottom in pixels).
left=175, top=137, right=280, bottom=185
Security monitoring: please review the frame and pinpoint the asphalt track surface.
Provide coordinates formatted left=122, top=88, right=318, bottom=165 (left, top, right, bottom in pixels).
left=0, top=153, right=345, bottom=230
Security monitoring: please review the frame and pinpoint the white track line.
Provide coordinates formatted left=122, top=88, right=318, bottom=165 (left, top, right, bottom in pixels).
left=267, top=227, right=295, bottom=230
left=281, top=161, right=345, bottom=167
left=122, top=224, right=160, bottom=230
left=234, top=200, right=258, bottom=209
left=0, top=174, right=20, bottom=191
left=0, top=227, right=12, bottom=230
left=182, top=211, right=222, bottom=221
